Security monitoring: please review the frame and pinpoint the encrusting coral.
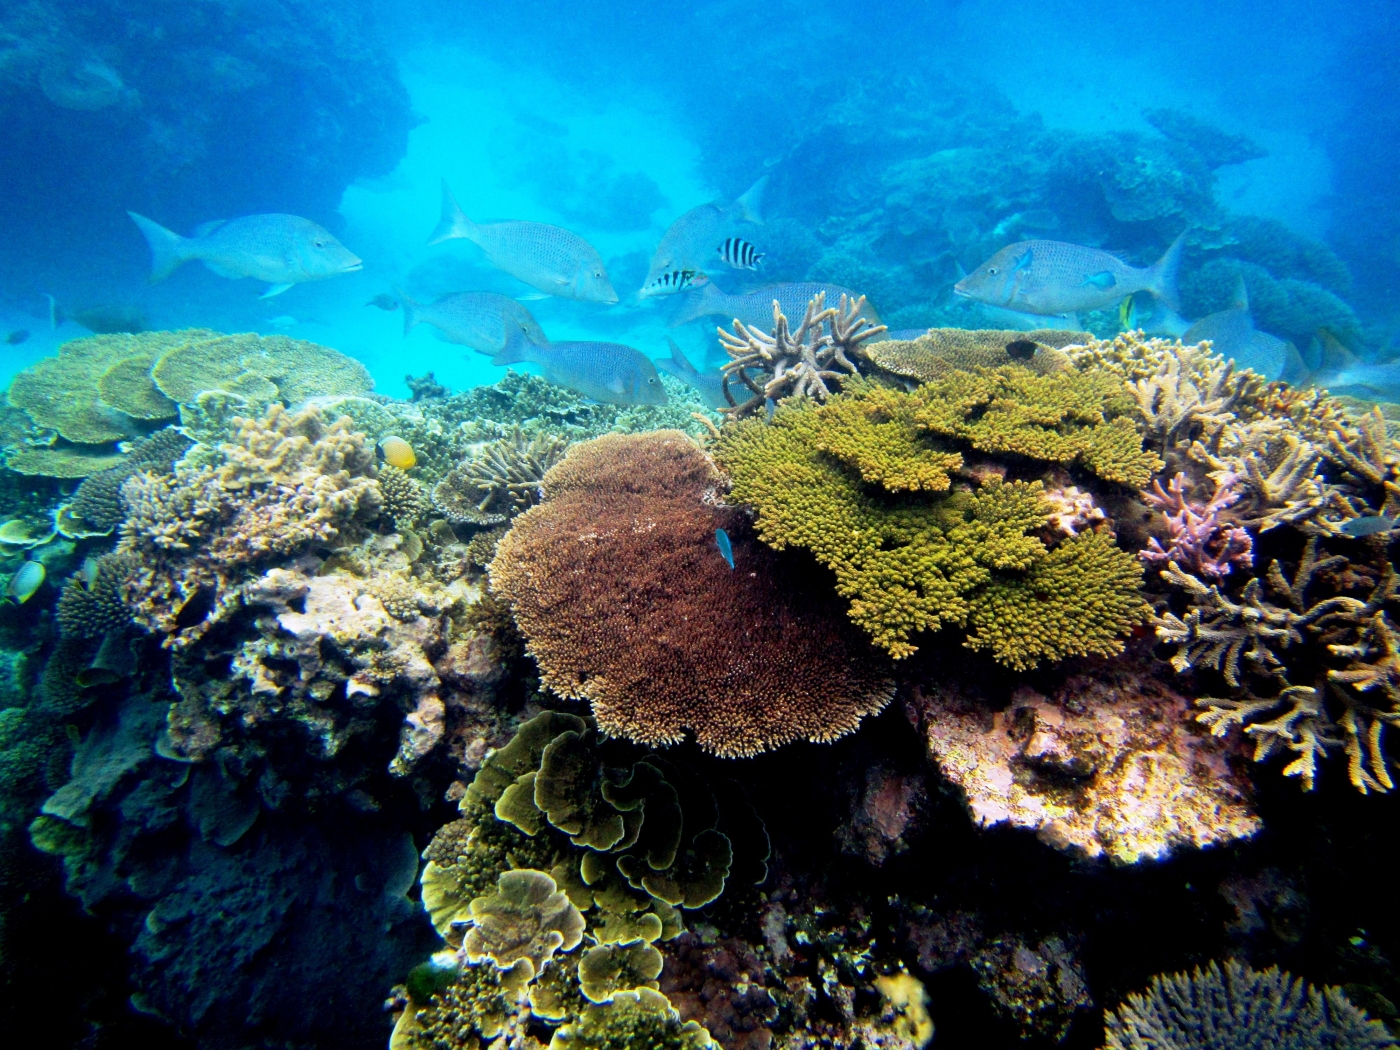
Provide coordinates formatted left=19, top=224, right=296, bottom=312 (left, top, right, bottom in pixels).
left=717, top=292, right=886, bottom=415
left=907, top=662, right=1261, bottom=864
left=1102, top=959, right=1396, bottom=1050
left=716, top=377, right=1150, bottom=664
left=489, top=431, right=895, bottom=756
left=117, top=403, right=382, bottom=646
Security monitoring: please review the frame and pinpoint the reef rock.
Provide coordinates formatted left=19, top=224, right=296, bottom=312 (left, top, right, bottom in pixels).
left=906, top=663, right=1261, bottom=864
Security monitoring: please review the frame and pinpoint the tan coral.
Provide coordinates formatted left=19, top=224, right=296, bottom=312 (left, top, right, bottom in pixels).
left=907, top=664, right=1260, bottom=864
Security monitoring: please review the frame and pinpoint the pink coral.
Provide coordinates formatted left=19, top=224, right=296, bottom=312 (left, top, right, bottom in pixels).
left=1140, top=471, right=1253, bottom=579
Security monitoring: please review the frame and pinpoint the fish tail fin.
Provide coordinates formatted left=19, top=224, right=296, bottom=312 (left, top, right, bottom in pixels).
left=428, top=180, right=475, bottom=245
left=127, top=211, right=189, bottom=282
left=492, top=325, right=540, bottom=367
left=736, top=175, right=768, bottom=224
left=1146, top=228, right=1188, bottom=312
left=668, top=282, right=723, bottom=327
left=1317, top=327, right=1358, bottom=372
left=1229, top=275, right=1250, bottom=312
left=396, top=287, right=420, bottom=335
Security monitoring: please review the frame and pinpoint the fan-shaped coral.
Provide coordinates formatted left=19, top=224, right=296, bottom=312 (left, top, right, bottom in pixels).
left=461, top=868, right=585, bottom=979
left=1103, top=959, right=1395, bottom=1050
left=489, top=431, right=895, bottom=757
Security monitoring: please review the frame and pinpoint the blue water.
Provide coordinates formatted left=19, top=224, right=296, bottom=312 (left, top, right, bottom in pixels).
left=2, top=0, right=1397, bottom=395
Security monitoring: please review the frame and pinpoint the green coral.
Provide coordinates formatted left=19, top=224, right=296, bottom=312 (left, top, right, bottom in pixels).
left=577, top=942, right=664, bottom=1004
left=549, top=988, right=715, bottom=1050
left=912, top=366, right=1161, bottom=486
left=717, top=382, right=1150, bottom=662
left=393, top=956, right=527, bottom=1050
left=461, top=868, right=585, bottom=979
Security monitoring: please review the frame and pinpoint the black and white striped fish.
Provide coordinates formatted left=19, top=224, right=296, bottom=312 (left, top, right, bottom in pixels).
left=639, top=268, right=709, bottom=299
left=717, top=237, right=763, bottom=270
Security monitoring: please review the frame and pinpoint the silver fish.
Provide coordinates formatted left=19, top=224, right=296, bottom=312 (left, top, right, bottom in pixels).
left=1182, top=281, right=1288, bottom=380
left=1120, top=291, right=1190, bottom=338
left=717, top=237, right=763, bottom=270
left=493, top=336, right=667, bottom=406
left=669, top=281, right=880, bottom=330
left=955, top=231, right=1186, bottom=315
left=1304, top=329, right=1400, bottom=402
left=641, top=176, right=766, bottom=297
left=973, top=302, right=1082, bottom=332
left=640, top=269, right=710, bottom=298
left=656, top=338, right=727, bottom=410
left=1340, top=515, right=1397, bottom=538
left=127, top=212, right=362, bottom=299
left=429, top=181, right=618, bottom=304
left=400, top=289, right=548, bottom=357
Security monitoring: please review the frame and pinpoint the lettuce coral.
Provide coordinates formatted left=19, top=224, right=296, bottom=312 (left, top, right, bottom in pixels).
left=716, top=383, right=1149, bottom=663
left=489, top=431, right=894, bottom=756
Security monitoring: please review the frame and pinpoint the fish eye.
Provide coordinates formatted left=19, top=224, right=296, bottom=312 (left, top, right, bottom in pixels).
left=987, top=267, right=998, bottom=275
left=314, top=240, right=325, bottom=247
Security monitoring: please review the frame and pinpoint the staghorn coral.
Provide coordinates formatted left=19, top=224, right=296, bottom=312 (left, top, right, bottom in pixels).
left=1103, top=959, right=1395, bottom=1050
left=718, top=292, right=886, bottom=415
left=906, top=663, right=1260, bottom=864
left=1140, top=472, right=1254, bottom=579
left=862, top=329, right=1082, bottom=386
left=489, top=431, right=894, bottom=756
left=433, top=429, right=571, bottom=527
left=716, top=387, right=1149, bottom=663
left=117, top=404, right=381, bottom=646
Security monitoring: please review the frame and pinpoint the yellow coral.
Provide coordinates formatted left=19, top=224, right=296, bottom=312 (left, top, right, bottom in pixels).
left=718, top=388, right=1148, bottom=664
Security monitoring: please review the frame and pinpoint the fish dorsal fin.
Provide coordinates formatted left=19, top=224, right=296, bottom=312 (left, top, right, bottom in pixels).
left=1229, top=275, right=1250, bottom=313
left=192, top=219, right=227, bottom=238
left=663, top=337, right=695, bottom=375
left=735, top=175, right=767, bottom=224
left=1316, top=328, right=1358, bottom=373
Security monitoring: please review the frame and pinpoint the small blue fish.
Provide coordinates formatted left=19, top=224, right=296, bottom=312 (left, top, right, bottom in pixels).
left=1340, top=515, right=1397, bottom=538
left=715, top=528, right=735, bottom=570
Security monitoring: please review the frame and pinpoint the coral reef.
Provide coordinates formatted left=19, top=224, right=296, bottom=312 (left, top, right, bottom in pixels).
left=717, top=292, right=886, bottom=415
left=433, top=429, right=571, bottom=527
left=66, top=426, right=191, bottom=532
left=1103, top=960, right=1396, bottom=1050
left=716, top=377, right=1150, bottom=663
left=905, top=662, right=1261, bottom=864
left=489, top=431, right=894, bottom=757
left=1139, top=472, right=1254, bottom=579
left=150, top=332, right=373, bottom=406
left=55, top=551, right=135, bottom=638
left=550, top=988, right=716, bottom=1050
left=861, top=328, right=1085, bottom=385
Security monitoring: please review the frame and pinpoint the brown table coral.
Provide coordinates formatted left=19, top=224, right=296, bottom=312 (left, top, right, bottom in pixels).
left=489, top=431, right=894, bottom=758
left=906, top=662, right=1260, bottom=864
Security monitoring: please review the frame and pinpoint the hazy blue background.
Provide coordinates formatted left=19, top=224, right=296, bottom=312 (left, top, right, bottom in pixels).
left=2, top=0, right=1395, bottom=396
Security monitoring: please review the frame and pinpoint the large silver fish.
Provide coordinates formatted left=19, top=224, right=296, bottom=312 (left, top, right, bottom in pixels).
left=1303, top=329, right=1400, bottom=402
left=429, top=181, right=618, bottom=304
left=640, top=176, right=766, bottom=298
left=1181, top=281, right=1288, bottom=380
left=670, top=281, right=880, bottom=330
left=399, top=289, right=548, bottom=357
left=656, top=338, right=727, bottom=409
left=955, top=231, right=1186, bottom=315
left=493, top=335, right=667, bottom=405
left=127, top=212, right=362, bottom=298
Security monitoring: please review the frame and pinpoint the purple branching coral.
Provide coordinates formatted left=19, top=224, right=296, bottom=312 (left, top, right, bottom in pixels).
left=1140, top=472, right=1254, bottom=580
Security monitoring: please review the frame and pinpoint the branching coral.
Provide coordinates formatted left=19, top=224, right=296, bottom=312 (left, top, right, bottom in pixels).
left=433, top=429, right=570, bottom=527
left=56, top=552, right=137, bottom=639
left=1140, top=473, right=1254, bottom=579
left=718, top=292, right=885, bottom=415
left=490, top=431, right=894, bottom=756
left=1103, top=959, right=1396, bottom=1050
left=716, top=385, right=1149, bottom=663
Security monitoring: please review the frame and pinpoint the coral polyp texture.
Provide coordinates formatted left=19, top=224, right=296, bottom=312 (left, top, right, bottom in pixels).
left=907, top=663, right=1261, bottom=864
left=1103, top=960, right=1396, bottom=1050
left=117, top=403, right=382, bottom=646
left=715, top=374, right=1150, bottom=664
left=432, top=428, right=571, bottom=527
left=489, top=431, right=894, bottom=757
left=859, top=328, right=1087, bottom=385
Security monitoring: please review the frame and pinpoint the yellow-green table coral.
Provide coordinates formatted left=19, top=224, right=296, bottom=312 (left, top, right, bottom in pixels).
left=716, top=380, right=1150, bottom=663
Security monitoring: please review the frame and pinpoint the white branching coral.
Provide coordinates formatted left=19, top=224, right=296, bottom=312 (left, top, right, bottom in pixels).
left=718, top=292, right=886, bottom=415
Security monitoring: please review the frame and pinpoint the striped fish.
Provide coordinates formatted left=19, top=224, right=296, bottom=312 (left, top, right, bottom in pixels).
left=717, top=237, right=763, bottom=270
left=640, top=269, right=710, bottom=299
